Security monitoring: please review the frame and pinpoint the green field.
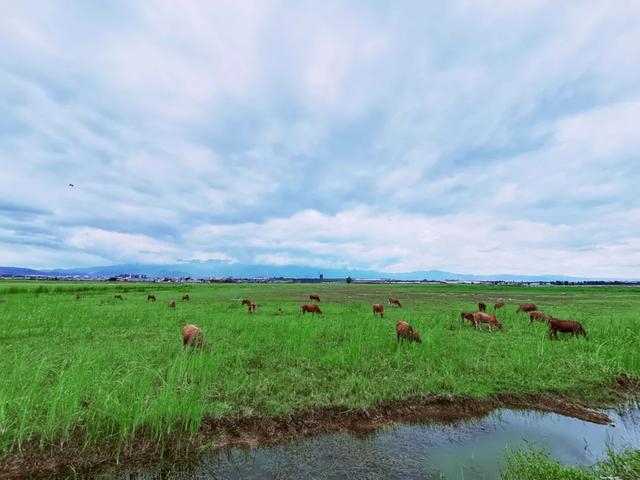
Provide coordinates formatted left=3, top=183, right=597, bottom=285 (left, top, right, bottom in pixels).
left=1, top=281, right=639, bottom=459
left=502, top=447, right=640, bottom=480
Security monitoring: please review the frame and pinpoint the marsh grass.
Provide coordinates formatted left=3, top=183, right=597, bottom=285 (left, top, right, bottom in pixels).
left=502, top=447, right=640, bottom=480
left=0, top=282, right=639, bottom=457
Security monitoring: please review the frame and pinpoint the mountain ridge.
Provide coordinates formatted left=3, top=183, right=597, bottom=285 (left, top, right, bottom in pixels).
left=0, top=262, right=634, bottom=282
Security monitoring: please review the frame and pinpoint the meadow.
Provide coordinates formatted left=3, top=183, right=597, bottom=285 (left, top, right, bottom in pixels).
left=0, top=281, right=639, bottom=464
left=502, top=447, right=640, bottom=480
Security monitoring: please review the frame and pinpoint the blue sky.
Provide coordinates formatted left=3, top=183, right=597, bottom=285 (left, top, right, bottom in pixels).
left=1, top=1, right=639, bottom=277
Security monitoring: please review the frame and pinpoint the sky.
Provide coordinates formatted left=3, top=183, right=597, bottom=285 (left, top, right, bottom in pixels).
left=1, top=1, right=639, bottom=278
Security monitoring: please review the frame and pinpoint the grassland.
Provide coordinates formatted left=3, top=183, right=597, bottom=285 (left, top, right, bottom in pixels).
left=1, top=281, right=639, bottom=473
left=502, top=447, right=640, bottom=480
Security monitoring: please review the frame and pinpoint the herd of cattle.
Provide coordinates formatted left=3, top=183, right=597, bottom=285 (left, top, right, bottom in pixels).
left=74, top=292, right=588, bottom=349
left=458, top=301, right=587, bottom=339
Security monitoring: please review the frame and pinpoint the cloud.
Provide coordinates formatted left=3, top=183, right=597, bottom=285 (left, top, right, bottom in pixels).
left=66, top=228, right=176, bottom=264
left=0, top=1, right=639, bottom=277
left=183, top=251, right=238, bottom=264
left=0, top=202, right=51, bottom=218
left=191, top=206, right=640, bottom=278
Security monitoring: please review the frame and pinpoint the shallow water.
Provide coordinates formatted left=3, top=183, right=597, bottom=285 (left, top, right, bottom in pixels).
left=101, top=404, right=640, bottom=480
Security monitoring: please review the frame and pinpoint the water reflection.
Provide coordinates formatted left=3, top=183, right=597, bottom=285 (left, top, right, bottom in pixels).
left=100, top=403, right=640, bottom=480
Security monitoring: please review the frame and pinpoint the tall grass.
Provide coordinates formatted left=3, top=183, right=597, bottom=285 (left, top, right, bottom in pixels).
left=502, top=448, right=640, bottom=479
left=1, top=282, right=639, bottom=457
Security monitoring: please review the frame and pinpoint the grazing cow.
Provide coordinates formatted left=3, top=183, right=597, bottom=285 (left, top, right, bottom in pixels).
left=517, top=303, right=537, bottom=313
left=182, top=324, right=207, bottom=348
left=478, top=302, right=487, bottom=312
left=494, top=301, right=505, bottom=310
left=147, top=294, right=156, bottom=302
left=241, top=299, right=252, bottom=306
left=372, top=304, right=384, bottom=318
left=248, top=302, right=256, bottom=313
left=114, top=294, right=123, bottom=300
left=388, top=297, right=402, bottom=307
left=472, top=312, right=502, bottom=331
left=75, top=293, right=80, bottom=300
left=168, top=300, right=176, bottom=308
left=301, top=304, right=322, bottom=315
left=460, top=311, right=475, bottom=324
left=182, top=294, right=190, bottom=301
left=309, top=294, right=321, bottom=302
left=548, top=317, right=587, bottom=340
left=396, top=320, right=421, bottom=343
left=529, top=311, right=550, bottom=324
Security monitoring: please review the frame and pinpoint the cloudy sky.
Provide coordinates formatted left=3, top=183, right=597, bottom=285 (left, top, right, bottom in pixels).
left=1, top=1, right=639, bottom=277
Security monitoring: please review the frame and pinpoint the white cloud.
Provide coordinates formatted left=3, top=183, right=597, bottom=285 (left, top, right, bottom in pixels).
left=66, top=228, right=176, bottom=263
left=554, top=100, right=640, bottom=160
left=189, top=207, right=640, bottom=277
left=1, top=1, right=639, bottom=277
left=253, top=252, right=341, bottom=269
left=185, top=251, right=238, bottom=263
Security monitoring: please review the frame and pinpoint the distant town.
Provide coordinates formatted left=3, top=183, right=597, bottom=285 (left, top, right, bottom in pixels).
left=1, top=272, right=639, bottom=287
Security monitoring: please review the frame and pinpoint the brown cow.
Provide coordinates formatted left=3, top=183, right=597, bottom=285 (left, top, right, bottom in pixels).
left=529, top=311, right=550, bottom=324
left=388, top=297, right=402, bottom=307
left=241, top=299, right=252, bottom=306
left=75, top=293, right=80, bottom=300
left=309, top=294, right=321, bottom=302
left=168, top=300, right=176, bottom=308
left=517, top=303, right=537, bottom=313
left=494, top=301, right=505, bottom=310
left=548, top=317, right=587, bottom=340
left=396, top=320, right=421, bottom=343
left=114, top=294, right=123, bottom=300
left=301, top=304, right=322, bottom=314
left=478, top=302, right=487, bottom=312
left=472, top=312, right=502, bottom=331
left=147, top=294, right=156, bottom=302
left=248, top=302, right=256, bottom=313
left=182, top=324, right=207, bottom=348
left=460, top=311, right=475, bottom=324
left=372, top=304, right=384, bottom=318
left=182, top=294, right=190, bottom=301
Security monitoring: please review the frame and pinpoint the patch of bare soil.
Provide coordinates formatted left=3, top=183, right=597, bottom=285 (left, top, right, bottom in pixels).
left=1, top=377, right=637, bottom=479
left=614, top=373, right=640, bottom=392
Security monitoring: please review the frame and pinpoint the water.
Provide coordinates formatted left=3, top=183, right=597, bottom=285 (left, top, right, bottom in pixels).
left=101, top=404, right=640, bottom=480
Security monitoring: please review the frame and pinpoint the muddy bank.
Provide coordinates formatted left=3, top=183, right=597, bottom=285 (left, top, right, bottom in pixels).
left=1, top=381, right=636, bottom=479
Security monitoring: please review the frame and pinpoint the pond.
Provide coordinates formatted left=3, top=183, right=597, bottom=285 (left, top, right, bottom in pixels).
left=100, top=404, right=640, bottom=479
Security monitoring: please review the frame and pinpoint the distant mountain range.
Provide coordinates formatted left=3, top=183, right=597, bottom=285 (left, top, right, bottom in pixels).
left=0, top=261, right=633, bottom=282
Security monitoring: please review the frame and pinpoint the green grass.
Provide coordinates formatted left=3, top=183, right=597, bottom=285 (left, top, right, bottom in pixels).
left=0, top=281, right=639, bottom=458
left=501, top=448, right=640, bottom=479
